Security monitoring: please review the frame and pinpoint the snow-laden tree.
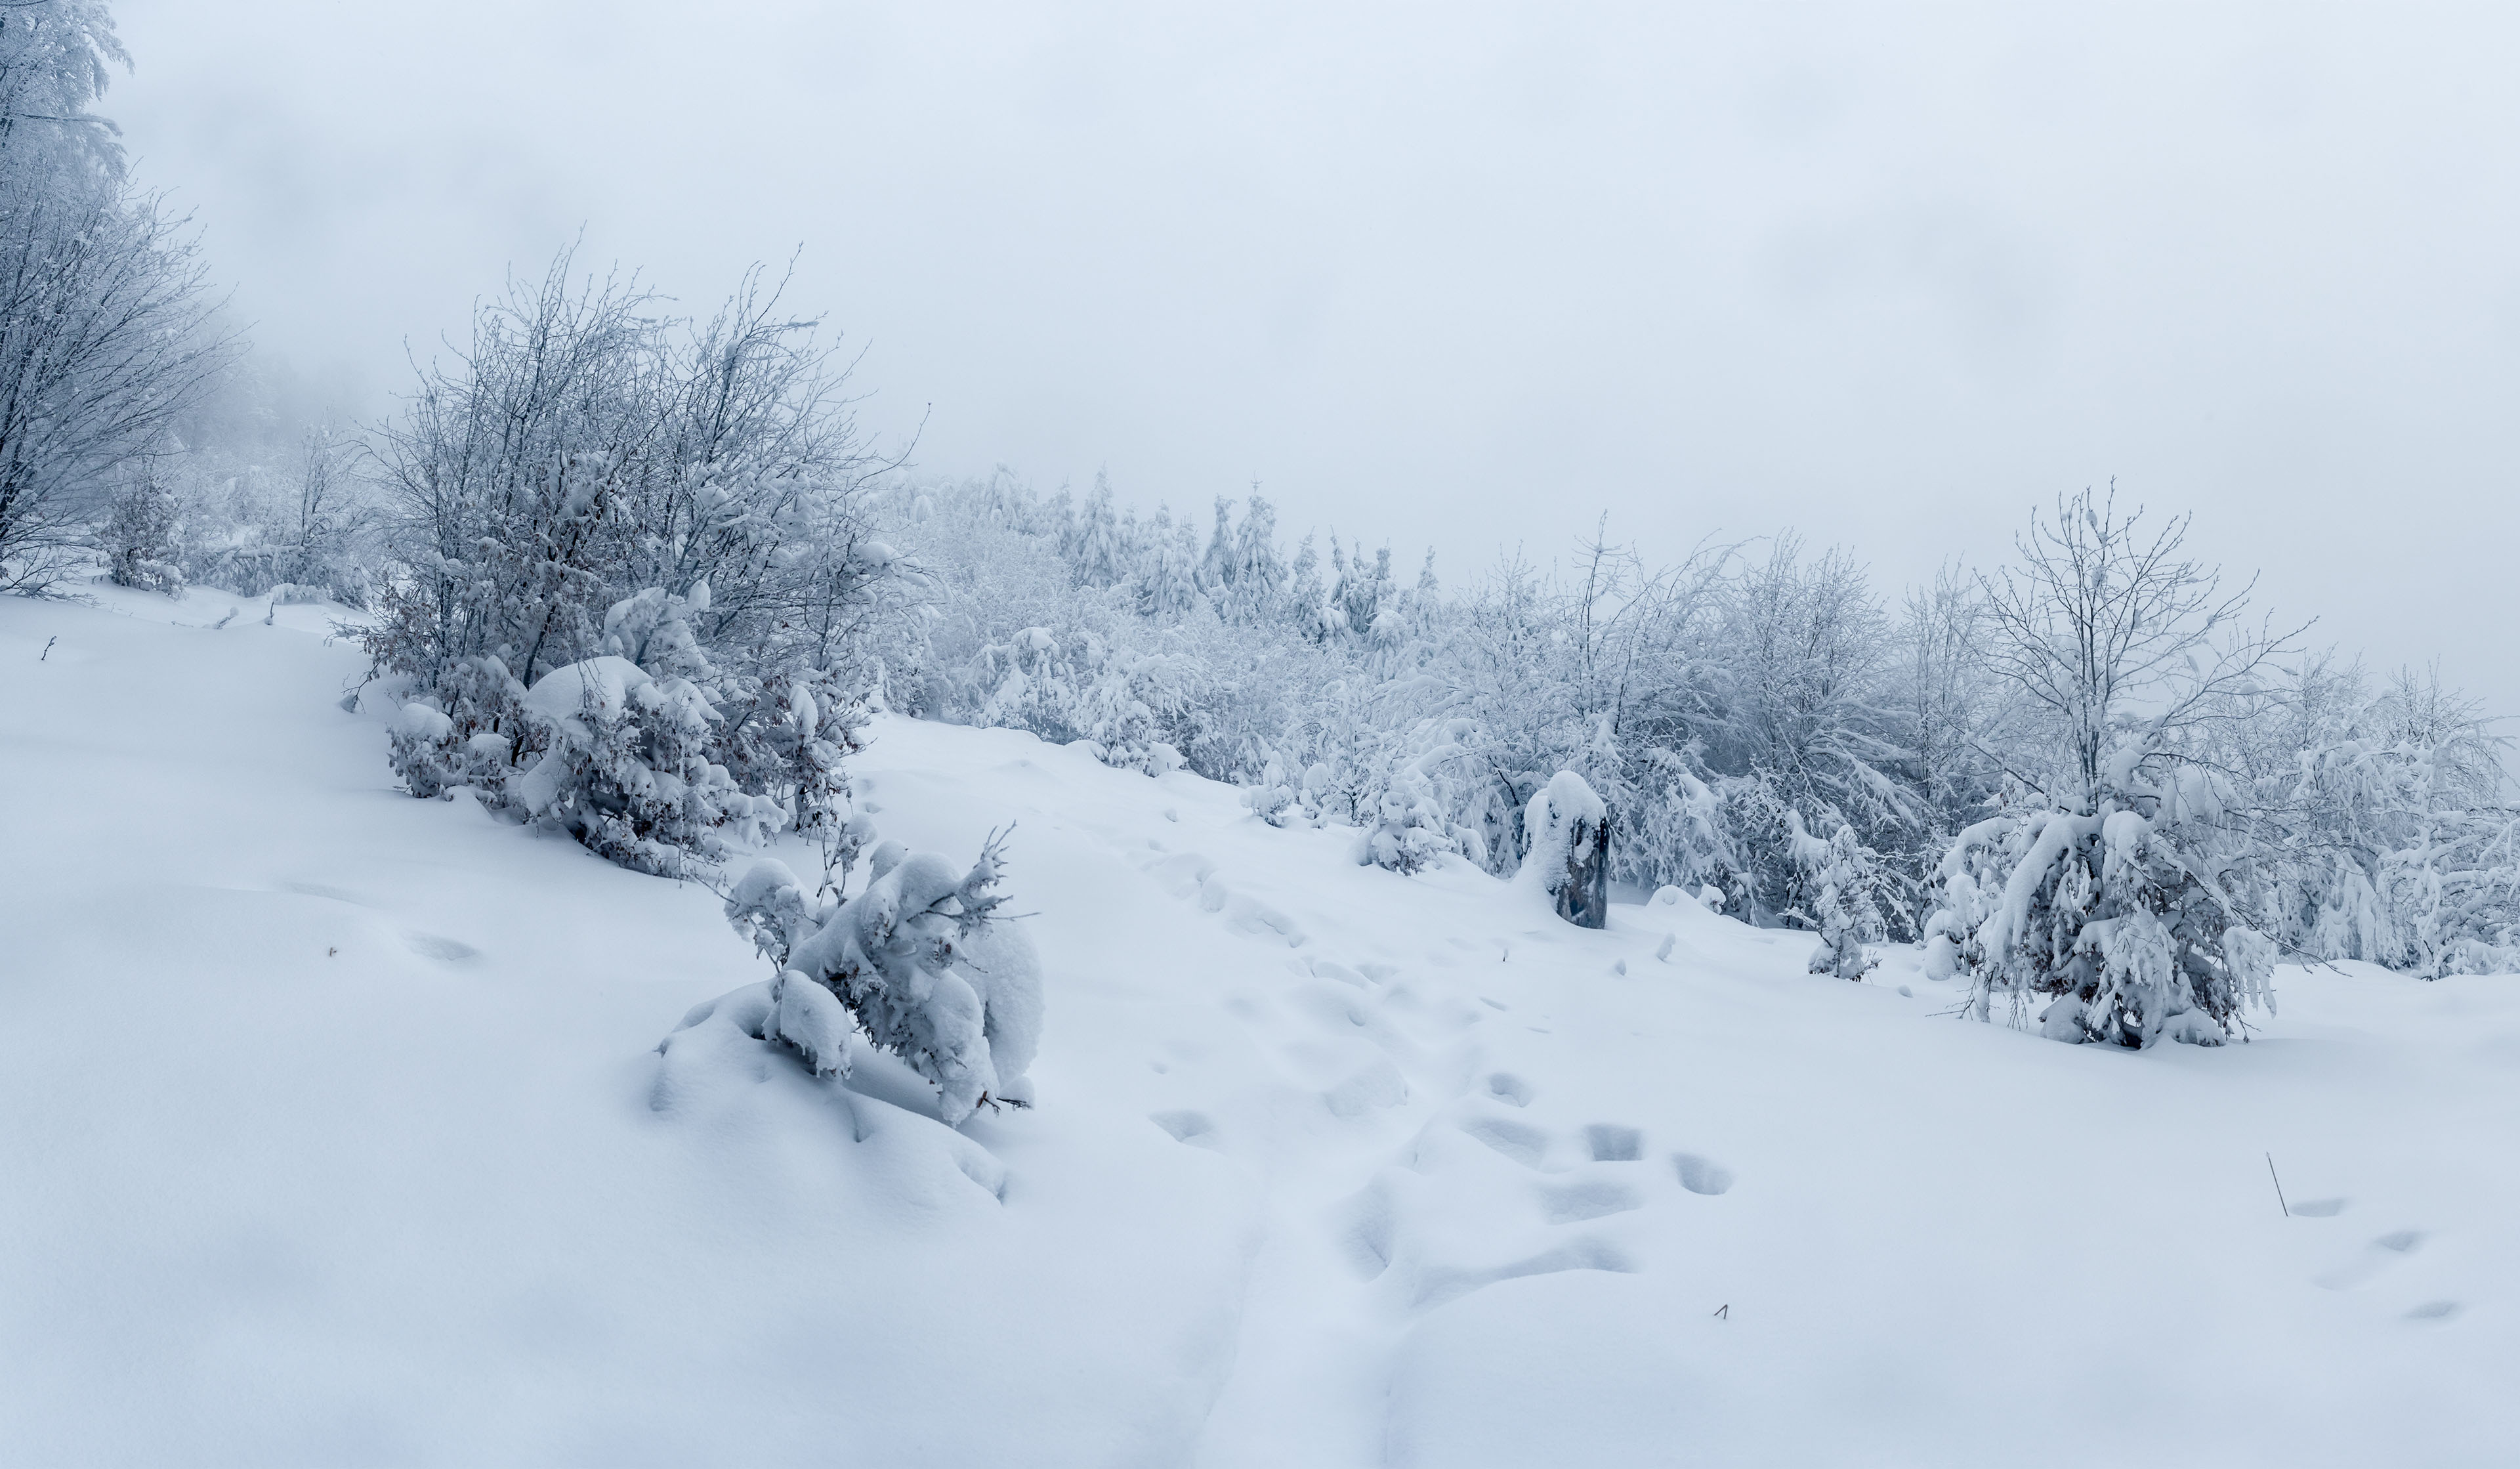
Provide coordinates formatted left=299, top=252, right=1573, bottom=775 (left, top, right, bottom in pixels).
left=2232, top=659, right=2520, bottom=977
left=0, top=166, right=233, bottom=593
left=1929, top=489, right=2296, bottom=1046
left=1701, top=537, right=1916, bottom=931
left=362, top=245, right=909, bottom=876
left=0, top=1, right=127, bottom=181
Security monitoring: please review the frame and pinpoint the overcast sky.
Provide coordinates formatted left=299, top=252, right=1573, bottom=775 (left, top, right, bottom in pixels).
left=113, top=1, right=2520, bottom=714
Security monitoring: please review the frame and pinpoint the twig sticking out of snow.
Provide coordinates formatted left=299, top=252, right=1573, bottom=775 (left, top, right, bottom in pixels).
left=2266, top=1153, right=2290, bottom=1217
left=39, top=637, right=55, bottom=661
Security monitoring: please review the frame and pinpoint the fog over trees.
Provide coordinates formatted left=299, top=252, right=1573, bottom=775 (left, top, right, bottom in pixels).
left=10, top=0, right=2518, bottom=1048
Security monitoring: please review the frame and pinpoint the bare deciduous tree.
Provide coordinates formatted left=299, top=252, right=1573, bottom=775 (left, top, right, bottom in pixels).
left=0, top=176, right=234, bottom=593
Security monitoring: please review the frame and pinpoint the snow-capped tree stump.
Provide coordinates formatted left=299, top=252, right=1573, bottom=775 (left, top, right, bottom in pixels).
left=1521, top=770, right=1611, bottom=929
left=1557, top=809, right=1611, bottom=929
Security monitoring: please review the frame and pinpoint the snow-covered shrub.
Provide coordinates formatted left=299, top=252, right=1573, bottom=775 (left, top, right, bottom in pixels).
left=721, top=835, right=1039, bottom=1122
left=387, top=702, right=461, bottom=798
left=1517, top=770, right=1610, bottom=926
left=1795, top=818, right=1884, bottom=979
left=509, top=655, right=786, bottom=876
left=385, top=654, right=536, bottom=802
left=102, top=475, right=186, bottom=594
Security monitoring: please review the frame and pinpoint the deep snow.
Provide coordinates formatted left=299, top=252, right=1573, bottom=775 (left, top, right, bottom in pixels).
left=3, top=584, right=2515, bottom=1468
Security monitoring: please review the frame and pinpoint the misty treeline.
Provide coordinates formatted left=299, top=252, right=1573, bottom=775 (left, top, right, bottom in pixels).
left=5, top=0, right=2513, bottom=1047
left=0, top=1, right=364, bottom=603
left=874, top=475, right=2520, bottom=1015
left=340, top=226, right=2519, bottom=1034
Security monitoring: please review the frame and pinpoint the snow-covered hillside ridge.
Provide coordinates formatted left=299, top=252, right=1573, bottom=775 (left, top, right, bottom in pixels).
left=3, top=584, right=2515, bottom=1468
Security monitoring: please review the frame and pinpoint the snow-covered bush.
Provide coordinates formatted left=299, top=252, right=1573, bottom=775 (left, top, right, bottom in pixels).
left=720, top=835, right=1039, bottom=1122
left=509, top=655, right=786, bottom=876
left=101, top=475, right=185, bottom=595
left=384, top=654, right=535, bottom=803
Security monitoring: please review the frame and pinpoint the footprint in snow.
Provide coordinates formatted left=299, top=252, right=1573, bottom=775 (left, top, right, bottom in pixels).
left=2315, top=1229, right=2426, bottom=1290
left=1584, top=1124, right=1643, bottom=1162
left=1406, top=1238, right=1636, bottom=1312
left=1540, top=1178, right=1645, bottom=1224
left=1672, top=1152, right=1736, bottom=1195
left=2291, top=1197, right=2348, bottom=1218
left=404, top=933, right=480, bottom=963
left=1459, top=1115, right=1551, bottom=1169
left=1150, top=1109, right=1220, bottom=1149
left=1483, top=1072, right=1535, bottom=1107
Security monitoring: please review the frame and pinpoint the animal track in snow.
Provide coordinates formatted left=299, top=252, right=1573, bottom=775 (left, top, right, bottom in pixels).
left=1584, top=1124, right=1643, bottom=1162
left=1672, top=1153, right=1736, bottom=1195
left=2291, top=1197, right=2347, bottom=1218
left=2405, top=1300, right=2462, bottom=1322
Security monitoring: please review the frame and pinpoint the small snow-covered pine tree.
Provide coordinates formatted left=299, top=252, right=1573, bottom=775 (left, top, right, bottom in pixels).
left=717, top=834, right=1040, bottom=1122
left=1797, top=818, right=1885, bottom=979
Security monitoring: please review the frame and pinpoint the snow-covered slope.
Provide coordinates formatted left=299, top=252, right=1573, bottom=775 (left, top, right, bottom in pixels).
left=3, top=587, right=2515, bottom=1468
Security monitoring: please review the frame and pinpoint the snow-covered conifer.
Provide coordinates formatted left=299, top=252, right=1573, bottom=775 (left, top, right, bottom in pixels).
left=720, top=833, right=1038, bottom=1121
left=1796, top=818, right=1885, bottom=979
left=1929, top=490, right=2294, bottom=1046
left=101, top=472, right=184, bottom=594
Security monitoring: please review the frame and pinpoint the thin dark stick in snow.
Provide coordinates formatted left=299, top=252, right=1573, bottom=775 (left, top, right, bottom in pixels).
left=39, top=636, right=55, bottom=660
left=1713, top=1304, right=1729, bottom=1320
left=2266, top=1153, right=2290, bottom=1217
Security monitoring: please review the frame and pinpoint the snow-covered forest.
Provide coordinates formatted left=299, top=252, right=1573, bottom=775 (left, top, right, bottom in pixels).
left=7, top=3, right=2519, bottom=1464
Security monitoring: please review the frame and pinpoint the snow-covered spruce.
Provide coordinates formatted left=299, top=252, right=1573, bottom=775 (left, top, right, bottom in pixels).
left=1933, top=763, right=2275, bottom=1046
left=1794, top=817, right=1885, bottom=980
left=700, top=834, right=1041, bottom=1124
